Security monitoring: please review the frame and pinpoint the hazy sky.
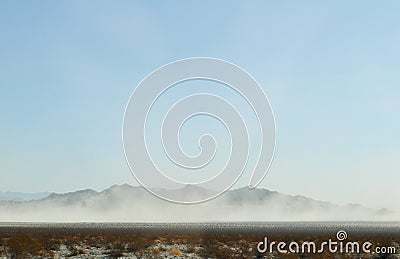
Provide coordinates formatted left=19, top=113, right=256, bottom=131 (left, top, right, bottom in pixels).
left=1, top=1, right=399, bottom=211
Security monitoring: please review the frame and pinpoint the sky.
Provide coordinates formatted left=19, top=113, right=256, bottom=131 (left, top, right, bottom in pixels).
left=0, top=1, right=399, bottom=211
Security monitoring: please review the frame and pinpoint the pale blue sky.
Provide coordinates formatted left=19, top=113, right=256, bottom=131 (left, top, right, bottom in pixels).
left=0, top=1, right=399, bottom=210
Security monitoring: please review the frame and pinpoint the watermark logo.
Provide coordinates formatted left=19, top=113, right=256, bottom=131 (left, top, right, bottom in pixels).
left=336, top=230, right=348, bottom=241
left=122, top=58, right=275, bottom=203
left=257, top=230, right=397, bottom=255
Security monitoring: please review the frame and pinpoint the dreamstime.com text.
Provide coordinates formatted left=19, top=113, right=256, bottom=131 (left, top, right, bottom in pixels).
left=257, top=230, right=397, bottom=255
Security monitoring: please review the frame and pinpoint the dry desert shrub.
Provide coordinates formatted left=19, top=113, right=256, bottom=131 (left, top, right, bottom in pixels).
left=154, top=237, right=167, bottom=244
left=153, top=247, right=161, bottom=254
left=174, top=238, right=187, bottom=244
left=169, top=247, right=183, bottom=256
left=78, top=248, right=88, bottom=254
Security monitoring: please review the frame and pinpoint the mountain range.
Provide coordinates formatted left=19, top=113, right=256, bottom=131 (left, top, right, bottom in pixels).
left=0, top=191, right=51, bottom=201
left=0, top=184, right=397, bottom=222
